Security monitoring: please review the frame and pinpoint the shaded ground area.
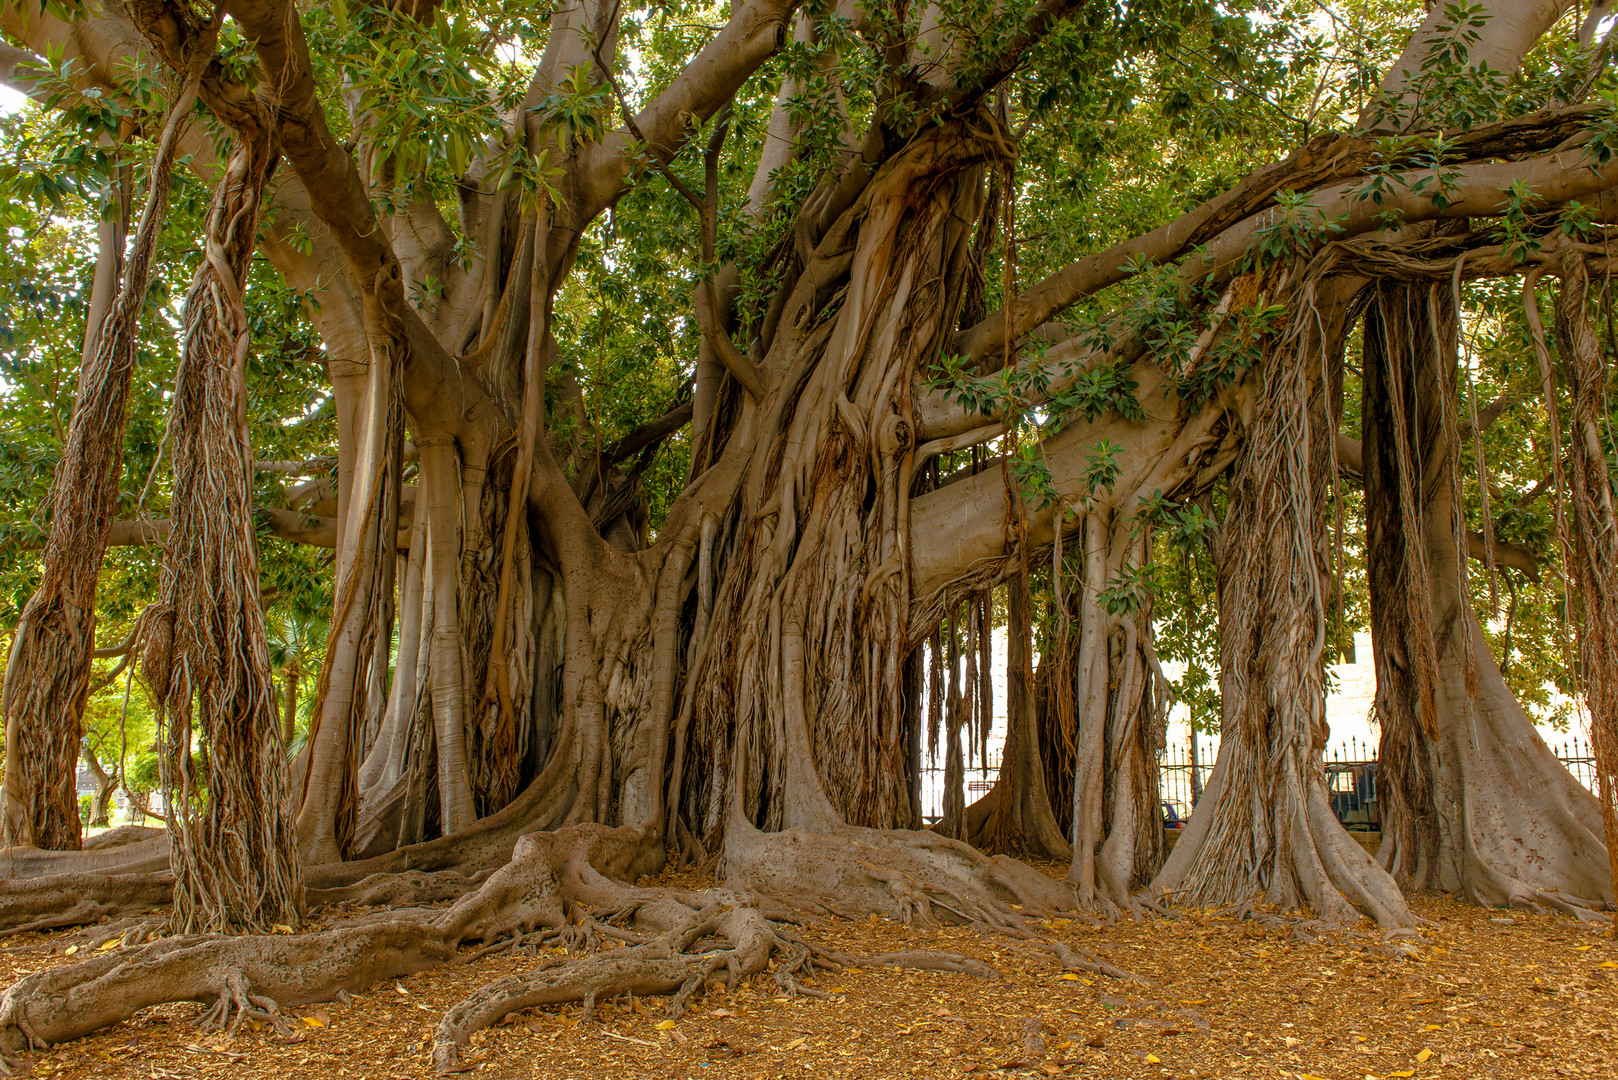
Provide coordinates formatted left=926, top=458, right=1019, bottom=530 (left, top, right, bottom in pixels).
left=0, top=861, right=1613, bottom=1079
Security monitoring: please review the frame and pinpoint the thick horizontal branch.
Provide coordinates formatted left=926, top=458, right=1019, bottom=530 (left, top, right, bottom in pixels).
left=959, top=104, right=1607, bottom=368
left=95, top=509, right=337, bottom=549
left=603, top=401, right=694, bottom=465
left=257, top=457, right=337, bottom=476
left=0, top=39, right=42, bottom=97
left=1467, top=531, right=1542, bottom=582
left=20, top=508, right=400, bottom=551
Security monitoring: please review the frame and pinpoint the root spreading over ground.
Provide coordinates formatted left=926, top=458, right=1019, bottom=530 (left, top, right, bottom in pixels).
left=1, top=867, right=1613, bottom=1080
left=0, top=821, right=1134, bottom=1073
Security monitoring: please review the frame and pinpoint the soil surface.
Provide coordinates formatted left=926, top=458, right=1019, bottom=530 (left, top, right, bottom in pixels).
left=2, top=861, right=1614, bottom=1079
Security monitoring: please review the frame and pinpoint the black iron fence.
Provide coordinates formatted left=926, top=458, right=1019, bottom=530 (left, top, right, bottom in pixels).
left=1160, top=734, right=1603, bottom=832
left=920, top=734, right=1600, bottom=827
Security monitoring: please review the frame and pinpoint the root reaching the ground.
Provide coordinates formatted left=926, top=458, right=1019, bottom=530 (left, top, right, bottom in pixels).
left=0, top=819, right=1132, bottom=1072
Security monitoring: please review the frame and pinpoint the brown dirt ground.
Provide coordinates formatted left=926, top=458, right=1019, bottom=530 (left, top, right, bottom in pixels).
left=2, top=860, right=1615, bottom=1080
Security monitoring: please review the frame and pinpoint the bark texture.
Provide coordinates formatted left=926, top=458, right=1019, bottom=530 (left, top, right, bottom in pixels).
left=1154, top=273, right=1413, bottom=928
left=1364, top=278, right=1611, bottom=913
left=142, top=124, right=304, bottom=934
left=0, top=61, right=204, bottom=850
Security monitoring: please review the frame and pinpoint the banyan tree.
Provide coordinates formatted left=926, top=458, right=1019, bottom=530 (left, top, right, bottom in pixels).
left=0, top=0, right=1615, bottom=1070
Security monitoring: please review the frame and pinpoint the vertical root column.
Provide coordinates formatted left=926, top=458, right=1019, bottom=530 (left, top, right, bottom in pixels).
left=150, top=130, right=302, bottom=934
left=1555, top=258, right=1618, bottom=907
left=1153, top=304, right=1412, bottom=928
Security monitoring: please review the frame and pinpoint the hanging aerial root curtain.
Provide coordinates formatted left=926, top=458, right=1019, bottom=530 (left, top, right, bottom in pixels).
left=142, top=123, right=302, bottom=934
left=1553, top=255, right=1618, bottom=914
left=0, top=52, right=211, bottom=852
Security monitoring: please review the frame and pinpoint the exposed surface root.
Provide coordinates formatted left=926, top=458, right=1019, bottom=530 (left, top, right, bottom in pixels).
left=0, top=837, right=169, bottom=882
left=307, top=869, right=493, bottom=910
left=723, top=821, right=1134, bottom=979
left=0, top=822, right=1135, bottom=1072
left=0, top=873, right=171, bottom=937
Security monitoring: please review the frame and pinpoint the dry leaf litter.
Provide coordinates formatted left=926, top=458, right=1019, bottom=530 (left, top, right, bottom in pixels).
left=1, top=860, right=1613, bottom=1079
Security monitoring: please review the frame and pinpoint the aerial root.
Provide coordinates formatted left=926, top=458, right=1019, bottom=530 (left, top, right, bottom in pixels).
left=194, top=970, right=294, bottom=1038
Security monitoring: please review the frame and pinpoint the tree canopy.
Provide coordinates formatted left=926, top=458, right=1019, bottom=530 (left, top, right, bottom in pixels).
left=0, top=0, right=1615, bottom=1070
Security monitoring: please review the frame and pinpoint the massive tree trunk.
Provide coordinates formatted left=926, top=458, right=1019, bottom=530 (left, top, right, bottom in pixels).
left=1559, top=257, right=1618, bottom=906
left=1556, top=255, right=1618, bottom=907
left=11, top=2, right=1618, bottom=1067
left=677, top=122, right=993, bottom=842
left=0, top=61, right=202, bottom=851
left=1364, top=278, right=1612, bottom=913
left=1154, top=271, right=1413, bottom=928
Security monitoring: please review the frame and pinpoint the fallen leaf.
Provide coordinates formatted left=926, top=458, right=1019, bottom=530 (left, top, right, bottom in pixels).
left=656, top=1019, right=676, bottom=1031
left=97, top=939, right=120, bottom=951
left=395, top=983, right=409, bottom=995
left=271, top=924, right=294, bottom=935
left=1386, top=1070, right=1415, bottom=1077
left=1598, top=961, right=1618, bottom=968
left=1085, top=1033, right=1105, bottom=1048
left=1415, top=1048, right=1433, bottom=1063
left=1423, top=1024, right=1441, bottom=1031
left=1297, top=1073, right=1329, bottom=1080
left=301, top=1016, right=325, bottom=1029
left=1145, top=1053, right=1161, bottom=1064
left=1576, top=945, right=1595, bottom=951
left=783, top=1037, right=807, bottom=1050
left=1060, top=973, right=1082, bottom=981
left=64, top=945, right=78, bottom=955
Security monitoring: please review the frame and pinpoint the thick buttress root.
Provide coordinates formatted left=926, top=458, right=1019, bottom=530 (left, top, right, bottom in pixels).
left=722, top=820, right=1136, bottom=978
left=0, top=873, right=172, bottom=939
left=0, top=822, right=1126, bottom=1072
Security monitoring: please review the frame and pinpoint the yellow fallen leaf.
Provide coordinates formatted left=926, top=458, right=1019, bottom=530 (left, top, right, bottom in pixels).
left=1179, top=999, right=1206, bottom=1005
left=272, top=924, right=294, bottom=935
left=1415, top=1048, right=1433, bottom=1063
left=1386, top=1072, right=1415, bottom=1078
left=656, top=1019, right=676, bottom=1031
left=97, top=939, right=119, bottom=951
left=1080, top=977, right=1093, bottom=986
left=64, top=945, right=78, bottom=955
left=784, top=1037, right=807, bottom=1050
left=301, top=1016, right=325, bottom=1028
left=1297, top=1073, right=1329, bottom=1080
left=1598, top=961, right=1618, bottom=968
left=1060, top=973, right=1081, bottom=981
left=1423, top=1023, right=1441, bottom=1031
left=1145, top=1054, right=1160, bottom=1064
left=1576, top=944, right=1595, bottom=951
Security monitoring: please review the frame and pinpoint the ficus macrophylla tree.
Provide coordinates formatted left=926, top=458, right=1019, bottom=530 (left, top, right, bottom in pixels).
left=0, top=0, right=1615, bottom=1067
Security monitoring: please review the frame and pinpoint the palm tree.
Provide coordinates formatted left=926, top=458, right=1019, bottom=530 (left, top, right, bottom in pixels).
left=265, top=607, right=328, bottom=751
